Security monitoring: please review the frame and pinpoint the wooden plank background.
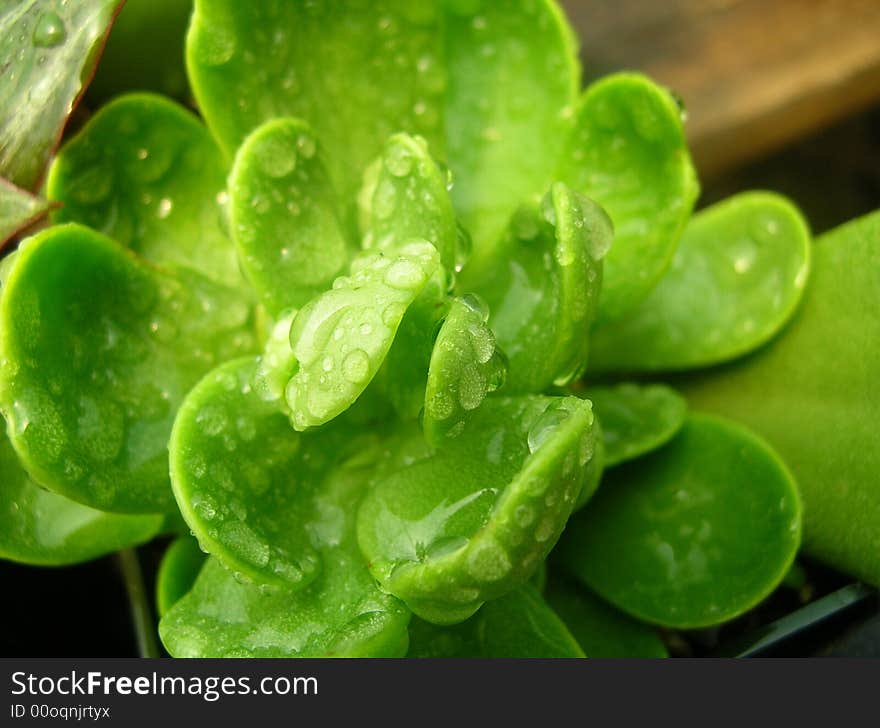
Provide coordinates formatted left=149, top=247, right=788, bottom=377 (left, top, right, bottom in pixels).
left=562, top=0, right=880, bottom=178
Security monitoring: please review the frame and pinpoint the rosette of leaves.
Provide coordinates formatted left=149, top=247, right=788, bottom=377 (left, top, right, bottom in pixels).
left=0, top=0, right=876, bottom=658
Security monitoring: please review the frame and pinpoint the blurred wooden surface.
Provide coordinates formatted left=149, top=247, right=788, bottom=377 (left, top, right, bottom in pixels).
left=562, top=0, right=880, bottom=178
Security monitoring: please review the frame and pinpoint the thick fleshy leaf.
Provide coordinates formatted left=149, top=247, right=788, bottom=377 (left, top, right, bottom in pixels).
left=48, top=93, right=244, bottom=289
left=590, top=192, right=811, bottom=372
left=407, top=584, right=583, bottom=657
left=229, top=118, right=353, bottom=313
left=679, top=209, right=880, bottom=586
left=172, top=356, right=382, bottom=587
left=584, top=383, right=686, bottom=467
left=471, top=183, right=609, bottom=391
left=160, top=454, right=411, bottom=658
left=357, top=395, right=598, bottom=624
left=445, top=0, right=579, bottom=271
left=558, top=73, right=699, bottom=322
left=156, top=537, right=205, bottom=618
left=0, top=224, right=256, bottom=513
left=423, top=296, right=507, bottom=446
left=0, top=0, right=122, bottom=189
left=186, top=0, right=445, bottom=231
left=0, top=429, right=161, bottom=565
left=88, top=0, right=192, bottom=102
left=284, top=242, right=440, bottom=430
left=362, top=132, right=457, bottom=271
left=0, top=179, right=50, bottom=247
left=544, top=579, right=668, bottom=658
left=558, top=414, right=801, bottom=629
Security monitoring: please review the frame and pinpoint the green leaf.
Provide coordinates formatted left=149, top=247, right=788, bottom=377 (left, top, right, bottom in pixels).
left=284, top=242, right=440, bottom=430
left=544, top=579, right=668, bottom=658
left=156, top=536, right=205, bottom=618
left=0, top=0, right=123, bottom=189
left=229, top=118, right=353, bottom=314
left=407, top=584, right=584, bottom=657
left=558, top=73, right=699, bottom=322
left=357, top=394, right=598, bottom=624
left=0, top=429, right=161, bottom=565
left=557, top=414, right=801, bottom=629
left=171, top=356, right=382, bottom=587
left=48, top=93, right=245, bottom=289
left=0, top=178, right=50, bottom=247
left=583, top=383, right=686, bottom=467
left=160, top=452, right=411, bottom=658
left=88, top=0, right=192, bottom=103
left=0, top=224, right=256, bottom=513
left=445, top=0, right=579, bottom=272
left=678, top=209, right=880, bottom=586
left=590, top=192, right=811, bottom=372
left=471, top=182, right=609, bottom=391
left=423, top=295, right=507, bottom=447
left=362, top=132, right=457, bottom=271
left=186, top=0, right=445, bottom=232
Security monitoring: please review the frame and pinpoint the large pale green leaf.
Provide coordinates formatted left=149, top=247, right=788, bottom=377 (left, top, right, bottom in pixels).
left=558, top=414, right=801, bottom=628
left=445, top=0, right=579, bottom=272
left=558, top=73, right=699, bottom=322
left=358, top=395, right=598, bottom=624
left=407, top=584, right=584, bottom=657
left=229, top=118, right=353, bottom=313
left=0, top=0, right=123, bottom=190
left=0, top=178, right=50, bottom=247
left=186, top=0, right=445, bottom=232
left=0, top=224, right=256, bottom=513
left=590, top=192, right=811, bottom=372
left=0, top=428, right=161, bottom=565
left=679, top=210, right=880, bottom=585
left=48, top=93, right=245, bottom=289
left=471, top=183, right=609, bottom=391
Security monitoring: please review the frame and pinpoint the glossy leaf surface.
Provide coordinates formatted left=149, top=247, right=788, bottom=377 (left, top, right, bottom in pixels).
left=362, top=132, right=457, bottom=271
left=49, top=93, right=244, bottom=289
left=160, top=453, right=411, bottom=657
left=229, top=118, right=352, bottom=313
left=590, top=192, right=811, bottom=372
left=545, top=580, right=668, bottom=658
left=679, top=210, right=880, bottom=585
left=407, top=584, right=583, bottom=657
left=558, top=414, right=801, bottom=628
left=423, top=296, right=507, bottom=446
left=284, top=242, right=440, bottom=430
left=172, top=357, right=379, bottom=587
left=558, top=73, right=699, bottom=322
left=0, top=225, right=256, bottom=513
left=473, top=183, right=609, bottom=391
left=0, top=0, right=122, bottom=189
left=584, top=383, right=686, bottom=467
left=156, top=537, right=205, bottom=617
left=0, top=429, right=161, bottom=565
left=445, top=0, right=578, bottom=270
left=358, top=395, right=597, bottom=624
left=187, top=0, right=445, bottom=231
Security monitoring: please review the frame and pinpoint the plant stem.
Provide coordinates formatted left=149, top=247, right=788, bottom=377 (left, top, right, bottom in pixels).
left=117, top=548, right=160, bottom=658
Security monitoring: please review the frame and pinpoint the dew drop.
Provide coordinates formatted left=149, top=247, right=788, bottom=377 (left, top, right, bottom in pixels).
left=342, top=349, right=370, bottom=384
left=32, top=12, right=65, bottom=48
